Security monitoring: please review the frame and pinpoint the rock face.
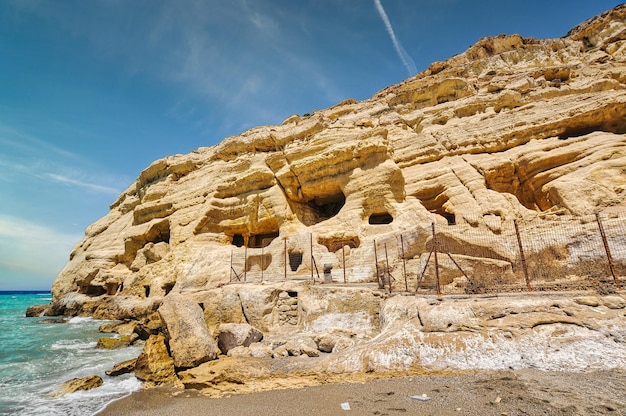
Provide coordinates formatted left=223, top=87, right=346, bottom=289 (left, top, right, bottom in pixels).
left=45, top=5, right=626, bottom=315
left=36, top=4, right=626, bottom=396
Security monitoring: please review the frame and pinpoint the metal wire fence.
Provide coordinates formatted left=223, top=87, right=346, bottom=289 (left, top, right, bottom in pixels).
left=230, top=212, right=626, bottom=295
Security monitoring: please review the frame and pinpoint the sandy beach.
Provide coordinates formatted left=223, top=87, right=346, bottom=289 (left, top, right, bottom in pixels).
left=97, top=369, right=626, bottom=416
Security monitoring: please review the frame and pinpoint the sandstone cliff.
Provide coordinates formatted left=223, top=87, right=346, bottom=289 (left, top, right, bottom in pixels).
left=28, top=5, right=626, bottom=395
left=41, top=5, right=626, bottom=318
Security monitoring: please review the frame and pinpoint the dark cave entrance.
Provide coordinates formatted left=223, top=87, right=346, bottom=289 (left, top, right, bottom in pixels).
left=288, top=251, right=303, bottom=271
left=368, top=212, right=394, bottom=225
left=248, top=231, right=280, bottom=248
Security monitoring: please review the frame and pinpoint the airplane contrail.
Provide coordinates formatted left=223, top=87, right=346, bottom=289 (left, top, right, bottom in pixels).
left=374, top=0, right=417, bottom=76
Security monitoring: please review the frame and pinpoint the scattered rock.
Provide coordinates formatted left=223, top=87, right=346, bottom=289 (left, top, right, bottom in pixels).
left=99, top=320, right=138, bottom=336
left=106, top=359, right=137, bottom=376
left=96, top=335, right=136, bottom=349
left=272, top=345, right=289, bottom=358
left=25, top=304, right=52, bottom=317
left=249, top=343, right=274, bottom=358
left=603, top=295, right=626, bottom=309
left=51, top=375, right=103, bottom=397
left=217, top=323, right=264, bottom=354
left=35, top=318, right=68, bottom=324
left=227, top=346, right=251, bottom=357
left=574, top=296, right=601, bottom=307
left=134, top=313, right=163, bottom=340
left=300, top=343, right=320, bottom=358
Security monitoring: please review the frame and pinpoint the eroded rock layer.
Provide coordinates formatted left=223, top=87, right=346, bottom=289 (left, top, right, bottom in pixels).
left=35, top=6, right=626, bottom=398
left=43, top=5, right=626, bottom=318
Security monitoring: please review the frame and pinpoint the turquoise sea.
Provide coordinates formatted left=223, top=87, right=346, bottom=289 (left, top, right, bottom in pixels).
left=0, top=291, right=142, bottom=416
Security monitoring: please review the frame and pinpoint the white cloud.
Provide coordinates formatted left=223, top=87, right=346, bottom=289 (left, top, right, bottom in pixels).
left=0, top=121, right=82, bottom=161
left=43, top=173, right=121, bottom=195
left=0, top=122, right=126, bottom=195
left=0, top=214, right=81, bottom=276
left=374, top=0, right=417, bottom=76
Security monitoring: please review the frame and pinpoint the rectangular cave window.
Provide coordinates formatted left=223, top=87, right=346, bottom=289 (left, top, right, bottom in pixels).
left=369, top=213, right=393, bottom=224
left=162, top=283, right=174, bottom=295
left=232, top=234, right=245, bottom=247
left=82, top=285, right=106, bottom=297
left=288, top=252, right=303, bottom=271
left=144, top=285, right=151, bottom=298
left=443, top=212, right=456, bottom=225
left=249, top=231, right=279, bottom=248
left=105, top=283, right=119, bottom=296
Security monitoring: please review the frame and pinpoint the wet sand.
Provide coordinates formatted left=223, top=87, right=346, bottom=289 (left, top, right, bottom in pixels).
left=97, top=369, right=625, bottom=416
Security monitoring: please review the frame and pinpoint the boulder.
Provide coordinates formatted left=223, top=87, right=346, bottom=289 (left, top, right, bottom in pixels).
left=283, top=337, right=318, bottom=357
left=99, top=320, right=138, bottom=336
left=52, top=375, right=103, bottom=397
left=249, top=343, right=274, bottom=358
left=134, top=334, right=178, bottom=384
left=96, top=335, right=136, bottom=349
left=158, top=294, right=219, bottom=368
left=216, top=323, right=264, bottom=354
left=134, top=312, right=163, bottom=340
left=106, top=359, right=137, bottom=376
left=227, top=346, right=251, bottom=357
left=25, top=304, right=53, bottom=317
left=316, top=333, right=354, bottom=353
left=602, top=295, right=626, bottom=309
left=272, top=345, right=289, bottom=358
left=35, top=318, right=68, bottom=324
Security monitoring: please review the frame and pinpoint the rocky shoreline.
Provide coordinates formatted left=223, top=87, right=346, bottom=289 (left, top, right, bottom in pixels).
left=42, top=285, right=626, bottom=399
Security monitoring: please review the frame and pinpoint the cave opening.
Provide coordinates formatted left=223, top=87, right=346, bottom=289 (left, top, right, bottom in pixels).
left=249, top=231, right=280, bottom=248
left=368, top=213, right=394, bottom=225
left=288, top=251, right=303, bottom=271
left=151, top=225, right=170, bottom=245
left=299, top=190, right=346, bottom=225
left=162, top=283, right=174, bottom=295
left=318, top=236, right=360, bottom=252
left=232, top=234, right=245, bottom=247
left=412, top=186, right=456, bottom=224
left=81, top=285, right=106, bottom=297
left=442, top=212, right=456, bottom=225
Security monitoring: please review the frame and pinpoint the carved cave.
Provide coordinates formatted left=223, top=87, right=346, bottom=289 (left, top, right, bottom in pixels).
left=297, top=191, right=346, bottom=226
left=368, top=213, right=394, bottom=225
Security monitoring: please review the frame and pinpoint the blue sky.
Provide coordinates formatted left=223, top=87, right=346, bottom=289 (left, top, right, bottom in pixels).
left=0, top=0, right=619, bottom=290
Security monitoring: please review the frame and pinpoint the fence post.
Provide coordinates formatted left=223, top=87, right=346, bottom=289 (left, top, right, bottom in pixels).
left=596, top=213, right=621, bottom=289
left=374, top=239, right=381, bottom=288
left=384, top=242, right=391, bottom=293
left=284, top=238, right=287, bottom=280
left=244, top=245, right=247, bottom=283
left=342, top=246, right=347, bottom=284
left=400, top=234, right=408, bottom=292
left=514, top=219, right=532, bottom=291
left=310, top=233, right=314, bottom=284
left=432, top=222, right=442, bottom=300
